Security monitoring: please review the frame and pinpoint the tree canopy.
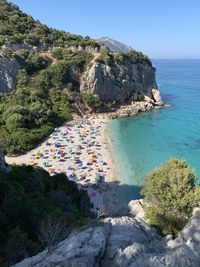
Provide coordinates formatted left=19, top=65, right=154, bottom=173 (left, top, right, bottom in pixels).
left=0, top=164, right=92, bottom=265
left=141, top=158, right=200, bottom=236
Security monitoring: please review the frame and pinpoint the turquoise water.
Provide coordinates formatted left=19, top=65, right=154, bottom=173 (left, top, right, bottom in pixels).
left=109, top=60, right=200, bottom=199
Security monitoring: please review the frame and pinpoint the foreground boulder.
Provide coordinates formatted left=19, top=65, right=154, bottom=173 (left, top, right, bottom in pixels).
left=14, top=208, right=200, bottom=267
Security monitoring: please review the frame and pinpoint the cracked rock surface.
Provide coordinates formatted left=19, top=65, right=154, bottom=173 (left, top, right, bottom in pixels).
left=14, top=208, right=200, bottom=267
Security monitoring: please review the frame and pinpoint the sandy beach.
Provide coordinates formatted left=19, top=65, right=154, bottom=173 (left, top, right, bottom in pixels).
left=6, top=115, right=120, bottom=216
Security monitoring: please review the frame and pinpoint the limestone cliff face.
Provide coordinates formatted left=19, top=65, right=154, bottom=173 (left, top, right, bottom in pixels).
left=14, top=207, right=200, bottom=267
left=80, top=60, right=159, bottom=104
left=0, top=56, right=19, bottom=93
left=0, top=50, right=162, bottom=110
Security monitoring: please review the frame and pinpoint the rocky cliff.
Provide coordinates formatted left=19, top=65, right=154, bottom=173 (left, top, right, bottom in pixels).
left=0, top=1, right=161, bottom=108
left=0, top=51, right=162, bottom=112
left=0, top=148, right=9, bottom=172
left=0, top=55, right=20, bottom=93
left=14, top=206, right=200, bottom=267
left=80, top=59, right=160, bottom=106
left=0, top=51, right=161, bottom=108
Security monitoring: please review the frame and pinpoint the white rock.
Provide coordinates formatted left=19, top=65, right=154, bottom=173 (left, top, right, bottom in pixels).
left=14, top=210, right=200, bottom=267
left=152, top=88, right=163, bottom=105
left=128, top=199, right=145, bottom=220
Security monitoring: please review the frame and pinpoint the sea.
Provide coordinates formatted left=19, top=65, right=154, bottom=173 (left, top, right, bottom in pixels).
left=108, top=59, right=200, bottom=201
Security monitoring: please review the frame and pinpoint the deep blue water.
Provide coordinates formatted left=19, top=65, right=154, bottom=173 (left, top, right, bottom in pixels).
left=109, top=60, right=200, bottom=198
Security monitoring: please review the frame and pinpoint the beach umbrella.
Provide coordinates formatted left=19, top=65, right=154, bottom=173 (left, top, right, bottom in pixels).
left=82, top=166, right=87, bottom=169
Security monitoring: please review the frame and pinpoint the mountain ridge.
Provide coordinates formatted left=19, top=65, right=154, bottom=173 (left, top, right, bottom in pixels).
left=97, top=36, right=133, bottom=52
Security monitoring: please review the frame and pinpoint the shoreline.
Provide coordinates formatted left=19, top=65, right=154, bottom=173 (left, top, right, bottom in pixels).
left=5, top=102, right=165, bottom=217
left=5, top=115, right=120, bottom=216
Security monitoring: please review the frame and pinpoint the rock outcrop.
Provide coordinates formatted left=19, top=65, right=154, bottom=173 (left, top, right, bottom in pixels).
left=14, top=208, right=200, bottom=267
left=0, top=148, right=10, bottom=172
left=0, top=56, right=20, bottom=93
left=152, top=88, right=163, bottom=106
left=80, top=60, right=159, bottom=105
left=128, top=199, right=145, bottom=220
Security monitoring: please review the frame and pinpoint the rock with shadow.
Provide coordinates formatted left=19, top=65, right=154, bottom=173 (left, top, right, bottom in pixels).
left=14, top=207, right=200, bottom=267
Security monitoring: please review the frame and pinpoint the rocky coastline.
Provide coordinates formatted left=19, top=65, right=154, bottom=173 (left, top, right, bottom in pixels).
left=106, top=92, right=163, bottom=119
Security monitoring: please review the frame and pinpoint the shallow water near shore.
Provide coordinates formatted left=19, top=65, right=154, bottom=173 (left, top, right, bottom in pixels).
left=108, top=59, right=200, bottom=201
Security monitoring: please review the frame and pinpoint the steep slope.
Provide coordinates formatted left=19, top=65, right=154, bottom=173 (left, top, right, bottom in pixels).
left=81, top=51, right=157, bottom=103
left=0, top=0, right=162, bottom=155
left=14, top=208, right=200, bottom=267
left=0, top=158, right=92, bottom=266
left=97, top=37, right=132, bottom=52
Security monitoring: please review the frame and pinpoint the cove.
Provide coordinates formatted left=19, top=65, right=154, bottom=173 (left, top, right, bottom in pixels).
left=108, top=59, right=200, bottom=200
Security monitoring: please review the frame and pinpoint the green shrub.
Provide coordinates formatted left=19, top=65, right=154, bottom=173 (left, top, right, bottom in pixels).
left=0, top=165, right=92, bottom=265
left=0, top=0, right=99, bottom=49
left=2, top=47, right=12, bottom=58
left=114, top=50, right=151, bottom=66
left=16, top=69, right=29, bottom=88
left=52, top=48, right=64, bottom=60
left=81, top=93, right=100, bottom=110
left=96, top=48, right=112, bottom=65
left=141, top=158, right=200, bottom=236
left=127, top=50, right=152, bottom=66
left=132, top=90, right=144, bottom=102
left=15, top=50, right=51, bottom=74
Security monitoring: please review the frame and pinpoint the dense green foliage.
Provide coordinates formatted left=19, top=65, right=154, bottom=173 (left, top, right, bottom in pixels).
left=0, top=0, right=99, bottom=48
left=51, top=49, right=94, bottom=71
left=81, top=93, right=100, bottom=110
left=96, top=47, right=151, bottom=66
left=0, top=165, right=92, bottom=266
left=141, top=158, right=200, bottom=236
left=96, top=48, right=112, bottom=65
left=0, top=0, right=96, bottom=155
left=114, top=50, right=152, bottom=66
left=15, top=49, right=51, bottom=74
left=0, top=69, right=73, bottom=155
left=0, top=1, right=98, bottom=155
left=0, top=50, right=93, bottom=154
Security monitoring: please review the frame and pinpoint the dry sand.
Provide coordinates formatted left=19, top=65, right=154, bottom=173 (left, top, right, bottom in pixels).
left=6, top=115, right=121, bottom=216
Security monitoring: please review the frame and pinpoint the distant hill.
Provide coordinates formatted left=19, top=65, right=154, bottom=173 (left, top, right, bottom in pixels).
left=97, top=37, right=132, bottom=52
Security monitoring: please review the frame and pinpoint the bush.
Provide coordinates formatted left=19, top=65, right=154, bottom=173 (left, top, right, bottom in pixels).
left=2, top=47, right=12, bottom=58
left=16, top=69, right=29, bottom=88
left=127, top=50, right=152, bottom=66
left=132, top=90, right=144, bottom=102
left=96, top=48, right=112, bottom=65
left=0, top=165, right=92, bottom=265
left=114, top=50, right=152, bottom=67
left=0, top=0, right=99, bottom=49
left=52, top=48, right=64, bottom=60
left=15, top=50, right=51, bottom=74
left=141, top=158, right=200, bottom=236
left=81, top=93, right=100, bottom=110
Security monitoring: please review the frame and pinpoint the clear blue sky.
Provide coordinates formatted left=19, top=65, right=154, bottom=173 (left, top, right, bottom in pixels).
left=11, top=0, right=200, bottom=59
